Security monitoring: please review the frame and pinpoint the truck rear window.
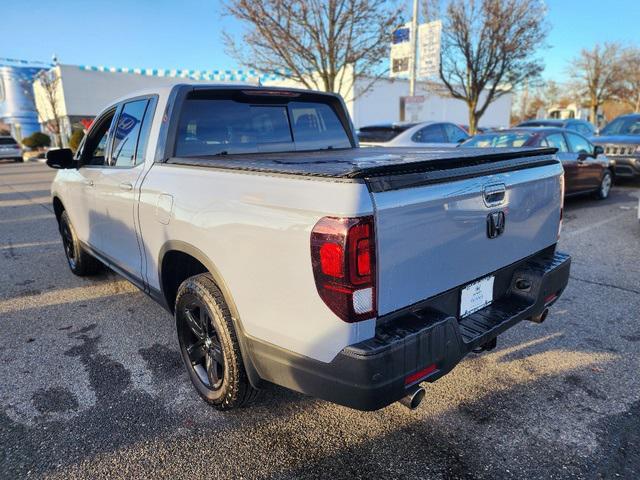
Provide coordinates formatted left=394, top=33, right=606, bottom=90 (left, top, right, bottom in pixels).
left=175, top=98, right=351, bottom=156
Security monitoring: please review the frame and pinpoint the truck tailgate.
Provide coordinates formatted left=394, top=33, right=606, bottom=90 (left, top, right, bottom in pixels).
left=368, top=156, right=563, bottom=316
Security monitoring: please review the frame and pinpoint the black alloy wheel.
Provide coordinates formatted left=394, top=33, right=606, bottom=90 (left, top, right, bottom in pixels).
left=175, top=273, right=259, bottom=410
left=60, top=217, right=77, bottom=270
left=178, top=297, right=226, bottom=391
left=58, top=210, right=101, bottom=276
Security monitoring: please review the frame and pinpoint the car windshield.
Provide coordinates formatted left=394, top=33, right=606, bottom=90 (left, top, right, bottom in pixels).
left=600, top=117, right=640, bottom=136
left=0, top=137, right=17, bottom=145
left=175, top=95, right=351, bottom=156
left=357, top=124, right=417, bottom=143
left=461, top=132, right=533, bottom=148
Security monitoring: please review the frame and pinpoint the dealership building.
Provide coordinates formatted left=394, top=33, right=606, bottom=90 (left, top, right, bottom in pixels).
left=0, top=64, right=42, bottom=141
left=32, top=63, right=512, bottom=147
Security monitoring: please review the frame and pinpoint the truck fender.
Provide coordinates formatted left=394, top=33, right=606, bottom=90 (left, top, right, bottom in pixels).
left=157, top=240, right=263, bottom=389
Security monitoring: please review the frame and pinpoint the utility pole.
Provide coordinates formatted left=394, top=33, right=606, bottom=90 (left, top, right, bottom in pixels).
left=409, top=0, right=419, bottom=96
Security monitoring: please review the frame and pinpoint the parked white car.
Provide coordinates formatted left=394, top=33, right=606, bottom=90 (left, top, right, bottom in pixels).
left=357, top=121, right=469, bottom=148
left=46, top=84, right=570, bottom=411
left=0, top=136, right=23, bottom=162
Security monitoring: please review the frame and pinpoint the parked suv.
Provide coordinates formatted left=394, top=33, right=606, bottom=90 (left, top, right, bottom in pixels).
left=592, top=114, right=640, bottom=179
left=517, top=119, right=595, bottom=137
left=0, top=136, right=23, bottom=162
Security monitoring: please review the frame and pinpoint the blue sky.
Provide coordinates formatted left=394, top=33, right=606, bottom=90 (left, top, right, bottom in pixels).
left=4, top=0, right=640, bottom=81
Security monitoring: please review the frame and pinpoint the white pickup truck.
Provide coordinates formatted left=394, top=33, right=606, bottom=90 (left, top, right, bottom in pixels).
left=47, top=85, right=570, bottom=411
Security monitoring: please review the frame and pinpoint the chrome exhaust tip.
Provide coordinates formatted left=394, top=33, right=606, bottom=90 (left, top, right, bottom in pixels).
left=528, top=308, right=549, bottom=324
left=399, top=386, right=426, bottom=410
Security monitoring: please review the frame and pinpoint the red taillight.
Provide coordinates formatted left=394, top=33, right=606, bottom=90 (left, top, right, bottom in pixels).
left=311, top=216, right=376, bottom=322
left=320, top=243, right=344, bottom=277
left=356, top=239, right=371, bottom=276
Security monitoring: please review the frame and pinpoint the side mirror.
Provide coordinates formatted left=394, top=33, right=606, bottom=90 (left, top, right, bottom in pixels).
left=577, top=150, right=589, bottom=161
left=593, top=145, right=604, bottom=156
left=46, top=148, right=75, bottom=169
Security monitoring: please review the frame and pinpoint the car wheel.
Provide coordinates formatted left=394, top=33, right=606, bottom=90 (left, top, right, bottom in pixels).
left=595, top=170, right=612, bottom=200
left=14, top=157, right=24, bottom=163
left=175, top=273, right=259, bottom=410
left=59, top=211, right=102, bottom=276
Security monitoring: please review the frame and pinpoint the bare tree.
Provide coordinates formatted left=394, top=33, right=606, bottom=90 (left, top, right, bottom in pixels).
left=568, top=43, right=625, bottom=125
left=421, top=0, right=441, bottom=22
left=618, top=47, right=640, bottom=113
left=222, top=0, right=402, bottom=100
left=439, top=0, right=548, bottom=134
left=35, top=68, right=64, bottom=147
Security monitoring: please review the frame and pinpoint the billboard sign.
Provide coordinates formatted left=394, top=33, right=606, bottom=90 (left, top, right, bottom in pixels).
left=418, top=20, right=442, bottom=78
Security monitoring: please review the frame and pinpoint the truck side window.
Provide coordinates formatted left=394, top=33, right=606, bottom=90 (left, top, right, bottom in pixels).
left=80, top=109, right=116, bottom=166
left=110, top=99, right=150, bottom=167
left=412, top=124, right=446, bottom=143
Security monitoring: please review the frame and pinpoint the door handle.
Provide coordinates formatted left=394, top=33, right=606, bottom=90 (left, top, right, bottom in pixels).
left=119, top=182, right=133, bottom=191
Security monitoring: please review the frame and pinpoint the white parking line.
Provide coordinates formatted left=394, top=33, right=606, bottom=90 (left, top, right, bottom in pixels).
left=562, top=211, right=630, bottom=238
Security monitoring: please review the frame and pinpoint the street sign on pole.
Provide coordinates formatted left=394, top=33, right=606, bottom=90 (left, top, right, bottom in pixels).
left=390, top=20, right=442, bottom=80
left=418, top=20, right=442, bottom=78
left=400, top=95, right=425, bottom=122
left=390, top=24, right=412, bottom=77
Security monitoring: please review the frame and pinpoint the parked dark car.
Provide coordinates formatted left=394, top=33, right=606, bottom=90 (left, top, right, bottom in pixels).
left=461, top=128, right=613, bottom=199
left=517, top=119, right=595, bottom=137
left=591, top=113, right=640, bottom=179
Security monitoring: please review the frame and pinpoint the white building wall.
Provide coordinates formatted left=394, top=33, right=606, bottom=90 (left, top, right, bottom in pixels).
left=56, top=65, right=224, bottom=117
left=352, top=76, right=512, bottom=128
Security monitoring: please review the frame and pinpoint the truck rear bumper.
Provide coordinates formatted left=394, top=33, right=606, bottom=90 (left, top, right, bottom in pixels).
left=247, top=248, right=571, bottom=411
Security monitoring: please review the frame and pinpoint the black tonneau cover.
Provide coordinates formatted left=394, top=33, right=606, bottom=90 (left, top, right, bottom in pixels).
left=166, top=146, right=558, bottom=192
left=166, top=147, right=558, bottom=178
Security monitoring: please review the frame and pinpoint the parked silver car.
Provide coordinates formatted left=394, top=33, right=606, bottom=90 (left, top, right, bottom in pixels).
left=357, top=121, right=469, bottom=147
left=0, top=136, right=23, bottom=162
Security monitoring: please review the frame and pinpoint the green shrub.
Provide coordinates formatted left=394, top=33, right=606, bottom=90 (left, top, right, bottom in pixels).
left=22, top=132, right=51, bottom=149
left=69, top=129, right=85, bottom=152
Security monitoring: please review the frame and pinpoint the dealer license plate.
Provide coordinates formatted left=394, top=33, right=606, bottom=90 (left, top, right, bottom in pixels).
left=460, top=275, right=494, bottom=318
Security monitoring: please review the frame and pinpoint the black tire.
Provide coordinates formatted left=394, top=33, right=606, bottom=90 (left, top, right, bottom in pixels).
left=595, top=169, right=613, bottom=200
left=14, top=157, right=24, bottom=163
left=59, top=210, right=102, bottom=276
left=175, top=273, right=259, bottom=410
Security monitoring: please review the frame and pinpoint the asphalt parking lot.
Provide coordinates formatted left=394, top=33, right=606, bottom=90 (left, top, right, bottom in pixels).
left=1, top=161, right=639, bottom=479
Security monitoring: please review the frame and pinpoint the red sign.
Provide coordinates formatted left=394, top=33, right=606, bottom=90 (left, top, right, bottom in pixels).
left=80, top=118, right=94, bottom=130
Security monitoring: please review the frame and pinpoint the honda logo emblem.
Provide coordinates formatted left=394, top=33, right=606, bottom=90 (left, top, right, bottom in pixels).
left=487, top=211, right=506, bottom=239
